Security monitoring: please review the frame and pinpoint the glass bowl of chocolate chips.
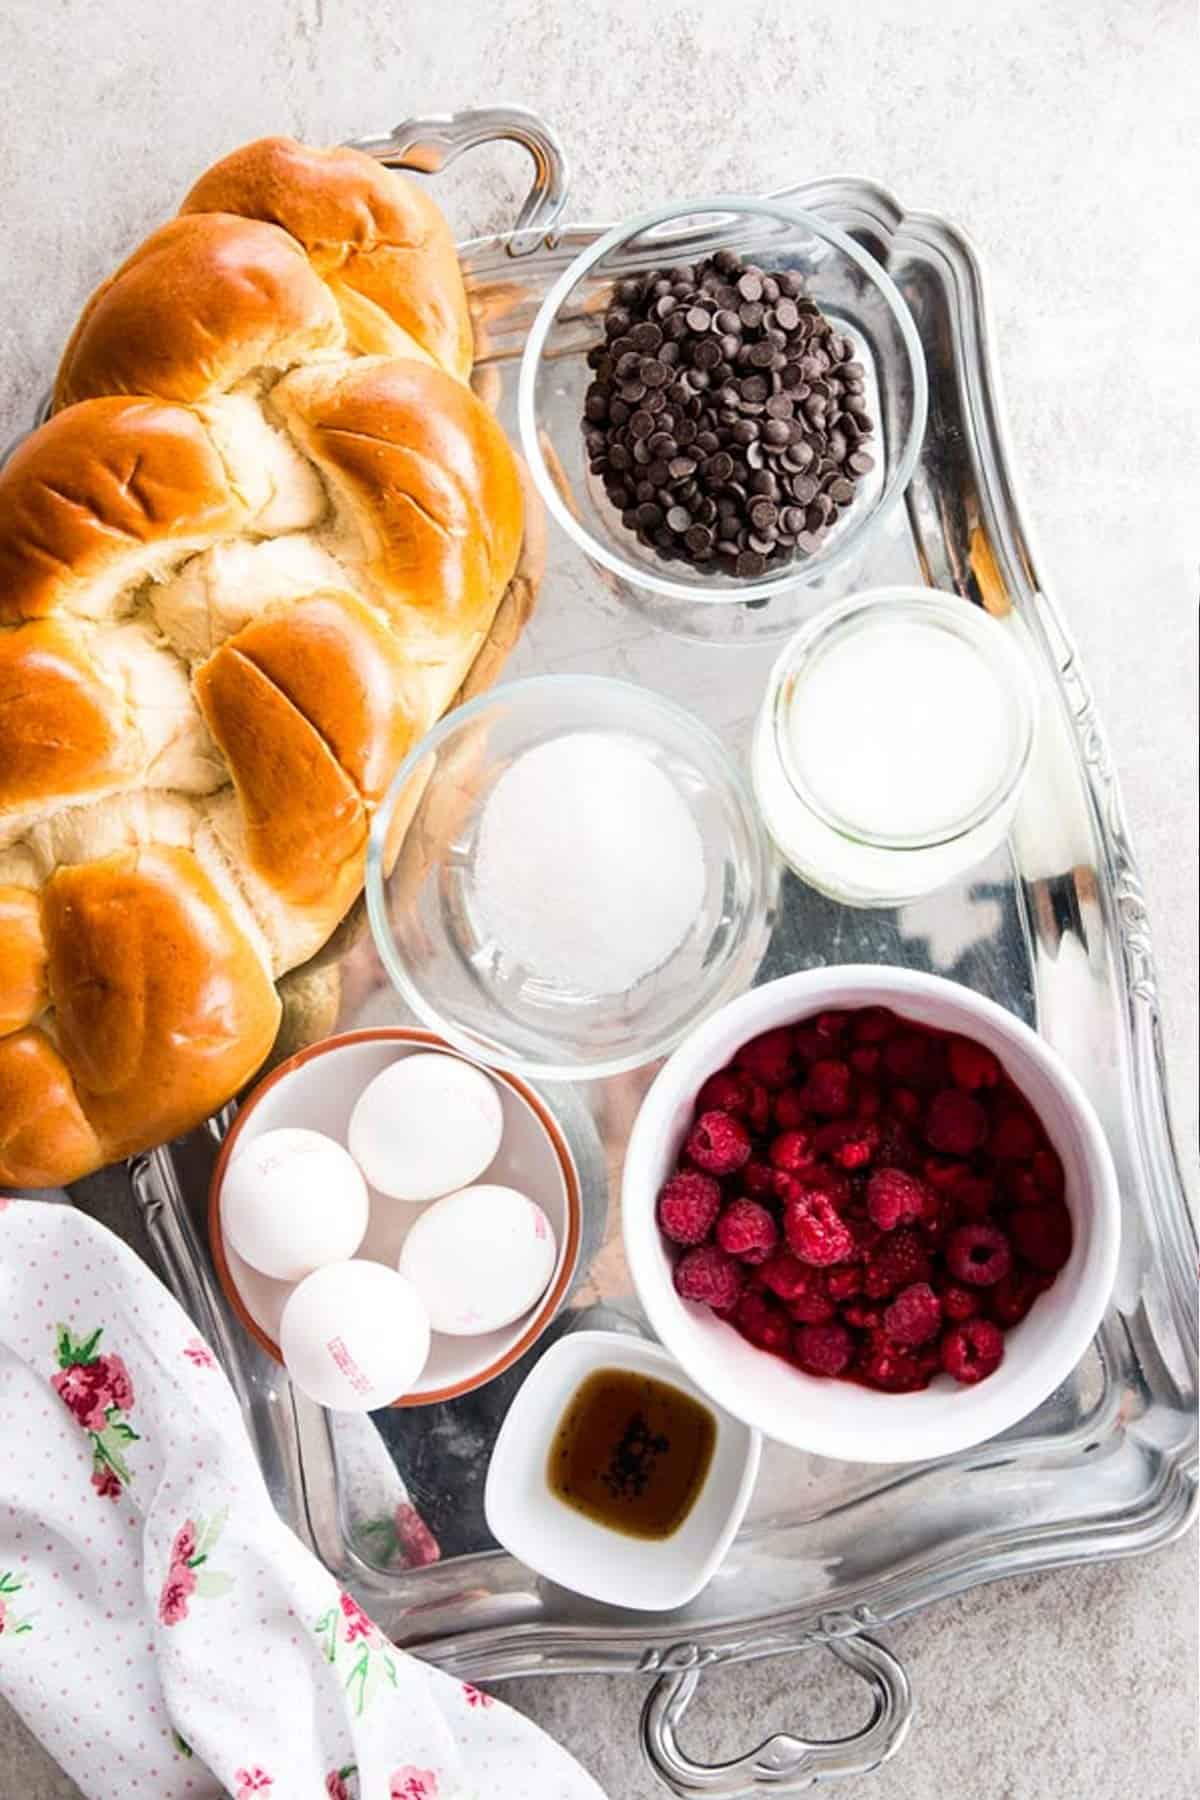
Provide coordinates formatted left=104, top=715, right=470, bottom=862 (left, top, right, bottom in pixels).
left=518, top=197, right=927, bottom=637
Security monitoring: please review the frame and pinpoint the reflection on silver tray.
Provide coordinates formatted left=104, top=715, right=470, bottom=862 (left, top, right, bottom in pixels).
left=119, top=109, right=1196, bottom=1795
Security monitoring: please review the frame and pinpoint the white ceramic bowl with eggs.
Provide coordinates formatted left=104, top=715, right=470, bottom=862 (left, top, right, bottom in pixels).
left=622, top=967, right=1121, bottom=1463
left=210, top=1029, right=581, bottom=1406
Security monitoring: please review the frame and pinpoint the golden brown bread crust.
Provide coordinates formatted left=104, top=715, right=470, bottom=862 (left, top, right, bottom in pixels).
left=0, top=137, right=533, bottom=1189
left=54, top=213, right=343, bottom=409
left=194, top=645, right=368, bottom=909
left=180, top=137, right=472, bottom=379
left=274, top=357, right=524, bottom=644
left=0, top=889, right=47, bottom=1036
left=0, top=1029, right=104, bottom=1187
left=0, top=622, right=123, bottom=811
left=225, top=590, right=419, bottom=802
left=0, top=396, right=244, bottom=623
left=39, top=846, right=281, bottom=1160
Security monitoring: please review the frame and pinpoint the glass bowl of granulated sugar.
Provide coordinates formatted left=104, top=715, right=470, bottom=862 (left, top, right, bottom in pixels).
left=366, top=675, right=775, bottom=1080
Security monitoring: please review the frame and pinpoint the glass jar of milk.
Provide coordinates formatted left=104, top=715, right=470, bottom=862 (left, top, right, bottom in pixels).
left=752, top=588, right=1037, bottom=906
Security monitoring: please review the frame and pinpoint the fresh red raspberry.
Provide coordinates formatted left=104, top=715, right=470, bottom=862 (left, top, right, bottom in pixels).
left=774, top=1165, right=850, bottom=1212
left=940, top=1318, right=1005, bottom=1384
left=949, top=1174, right=997, bottom=1222
left=1001, top=1165, right=1044, bottom=1210
left=841, top=1300, right=884, bottom=1331
left=883, top=1031, right=943, bottom=1089
left=802, top=1164, right=853, bottom=1210
left=916, top=1185, right=953, bottom=1247
left=657, top=1170, right=722, bottom=1245
left=923, top=1156, right=969, bottom=1190
left=813, top=1119, right=880, bottom=1169
left=716, top=1198, right=779, bottom=1265
left=673, top=1245, right=744, bottom=1311
left=690, top=1069, right=769, bottom=1135
left=989, top=1108, right=1040, bottom=1162
left=854, top=1082, right=883, bottom=1118
left=1031, top=1146, right=1065, bottom=1200
left=741, top=1159, right=777, bottom=1197
left=947, top=1036, right=1001, bottom=1090
left=845, top=1214, right=883, bottom=1262
left=743, top=1079, right=771, bottom=1135
left=853, top=1006, right=898, bottom=1044
left=768, top=1130, right=815, bottom=1173
left=696, top=1069, right=753, bottom=1116
left=866, top=1167, right=927, bottom=1231
left=793, top=1322, right=854, bottom=1377
left=771, top=1170, right=803, bottom=1208
left=988, top=1268, right=1049, bottom=1327
left=733, top=1027, right=796, bottom=1090
left=772, top=1086, right=810, bottom=1130
left=1009, top=1204, right=1073, bottom=1273
left=945, top=1223, right=1013, bottom=1288
left=824, top=1264, right=864, bottom=1302
left=849, top=1045, right=881, bottom=1078
left=885, top=1085, right=922, bottom=1124
left=872, top=1115, right=920, bottom=1171
left=685, top=1109, right=751, bottom=1176
left=783, top=1191, right=855, bottom=1266
left=792, top=1024, right=828, bottom=1064
left=926, top=1088, right=988, bottom=1155
left=758, top=1252, right=813, bottom=1303
left=863, top=1229, right=930, bottom=1298
left=883, top=1281, right=942, bottom=1347
left=800, top=1059, right=853, bottom=1118
left=855, top=1329, right=935, bottom=1392
left=788, top=1286, right=837, bottom=1325
left=937, top=1280, right=982, bottom=1322
left=733, top=1288, right=791, bottom=1355
left=814, top=1010, right=849, bottom=1046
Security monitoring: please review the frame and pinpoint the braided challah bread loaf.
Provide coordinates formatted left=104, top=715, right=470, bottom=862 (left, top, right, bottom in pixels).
left=0, top=137, right=525, bottom=1187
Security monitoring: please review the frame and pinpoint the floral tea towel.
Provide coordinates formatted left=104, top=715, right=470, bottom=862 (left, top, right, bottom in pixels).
left=0, top=1198, right=607, bottom=1800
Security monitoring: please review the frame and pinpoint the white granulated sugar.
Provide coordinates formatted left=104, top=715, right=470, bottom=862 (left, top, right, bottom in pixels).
left=472, top=731, right=707, bottom=995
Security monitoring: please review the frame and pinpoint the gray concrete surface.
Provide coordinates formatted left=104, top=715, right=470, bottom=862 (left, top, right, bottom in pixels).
left=0, top=1, right=1195, bottom=1794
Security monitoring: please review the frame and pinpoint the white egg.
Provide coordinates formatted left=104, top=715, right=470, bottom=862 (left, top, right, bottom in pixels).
left=222, top=1127, right=368, bottom=1282
left=347, top=1052, right=505, bottom=1202
left=398, top=1184, right=557, bottom=1336
left=279, top=1260, right=430, bottom=1411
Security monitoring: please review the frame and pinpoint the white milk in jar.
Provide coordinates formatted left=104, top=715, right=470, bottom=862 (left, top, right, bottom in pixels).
left=752, top=589, right=1036, bottom=905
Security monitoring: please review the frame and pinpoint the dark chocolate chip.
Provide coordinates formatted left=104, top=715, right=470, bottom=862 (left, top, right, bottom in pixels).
left=629, top=321, right=664, bottom=353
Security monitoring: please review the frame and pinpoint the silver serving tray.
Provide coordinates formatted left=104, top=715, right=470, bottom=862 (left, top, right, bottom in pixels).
left=118, top=109, right=1197, bottom=1796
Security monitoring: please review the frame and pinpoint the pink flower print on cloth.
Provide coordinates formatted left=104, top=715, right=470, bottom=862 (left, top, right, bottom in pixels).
left=183, top=1336, right=217, bottom=1370
left=316, top=1593, right=399, bottom=1716
left=158, top=1508, right=233, bottom=1626
left=50, top=1324, right=139, bottom=1498
left=0, top=1572, right=33, bottom=1636
left=391, top=1771, right=439, bottom=1800
left=339, top=1590, right=382, bottom=1648
left=234, top=1767, right=273, bottom=1799
left=158, top=1562, right=197, bottom=1626
left=461, top=1683, right=494, bottom=1708
left=90, top=1465, right=122, bottom=1501
left=326, top=1767, right=358, bottom=1799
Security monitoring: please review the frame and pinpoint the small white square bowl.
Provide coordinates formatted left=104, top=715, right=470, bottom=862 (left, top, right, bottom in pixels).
left=483, top=1328, right=761, bottom=1612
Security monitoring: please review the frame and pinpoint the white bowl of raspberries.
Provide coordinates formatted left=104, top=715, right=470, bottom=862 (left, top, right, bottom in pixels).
left=623, top=966, right=1120, bottom=1462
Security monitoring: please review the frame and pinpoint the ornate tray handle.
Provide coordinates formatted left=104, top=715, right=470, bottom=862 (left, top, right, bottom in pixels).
left=640, top=1625, right=912, bottom=1796
left=348, top=105, right=569, bottom=254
